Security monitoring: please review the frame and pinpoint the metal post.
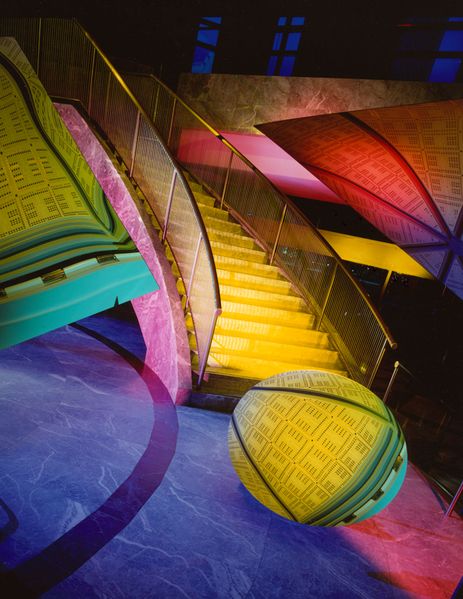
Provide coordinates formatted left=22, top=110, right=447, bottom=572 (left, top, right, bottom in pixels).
left=270, top=204, right=288, bottom=265
left=162, top=171, right=177, bottom=241
left=186, top=235, right=203, bottom=302
left=87, top=46, right=96, bottom=115
left=166, top=97, right=177, bottom=149
left=129, top=110, right=141, bottom=178
left=151, top=81, right=160, bottom=124
left=103, top=75, right=111, bottom=130
left=197, top=308, right=222, bottom=387
left=367, top=338, right=388, bottom=389
left=316, top=262, right=337, bottom=331
left=36, top=18, right=42, bottom=78
left=445, top=480, right=463, bottom=517
left=383, top=360, right=400, bottom=403
left=379, top=269, right=392, bottom=305
left=220, top=151, right=234, bottom=210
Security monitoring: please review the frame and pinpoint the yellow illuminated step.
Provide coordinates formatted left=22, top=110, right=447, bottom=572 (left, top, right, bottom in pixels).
left=192, top=352, right=346, bottom=379
left=214, top=317, right=328, bottom=347
left=216, top=269, right=295, bottom=296
left=198, top=204, right=229, bottom=221
left=211, top=241, right=267, bottom=263
left=220, top=284, right=306, bottom=311
left=214, top=255, right=282, bottom=279
left=208, top=229, right=258, bottom=250
left=190, top=332, right=334, bottom=360
left=204, top=216, right=243, bottom=235
left=193, top=191, right=216, bottom=208
left=220, top=301, right=315, bottom=328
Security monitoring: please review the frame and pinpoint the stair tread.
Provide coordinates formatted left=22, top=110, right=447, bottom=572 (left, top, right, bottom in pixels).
left=220, top=301, right=315, bottom=326
left=220, top=285, right=306, bottom=310
left=214, top=255, right=282, bottom=278
left=211, top=241, right=267, bottom=263
left=209, top=229, right=257, bottom=249
left=214, top=320, right=329, bottom=346
left=216, top=269, right=295, bottom=294
left=192, top=356, right=348, bottom=381
left=204, top=216, right=242, bottom=235
left=192, top=333, right=333, bottom=357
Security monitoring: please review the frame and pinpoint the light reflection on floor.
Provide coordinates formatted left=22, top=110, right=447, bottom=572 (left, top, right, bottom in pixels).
left=0, top=314, right=461, bottom=598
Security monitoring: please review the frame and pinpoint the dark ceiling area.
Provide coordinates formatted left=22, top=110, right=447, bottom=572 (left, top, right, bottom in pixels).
left=5, top=1, right=463, bottom=86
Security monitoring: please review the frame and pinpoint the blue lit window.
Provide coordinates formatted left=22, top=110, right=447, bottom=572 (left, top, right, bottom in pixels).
left=439, top=30, right=463, bottom=51
left=280, top=55, right=296, bottom=75
left=394, top=16, right=463, bottom=82
left=267, top=55, right=278, bottom=75
left=286, top=32, right=301, bottom=51
left=267, top=16, right=305, bottom=76
left=429, top=58, right=462, bottom=82
left=273, top=32, right=283, bottom=51
left=192, top=17, right=222, bottom=74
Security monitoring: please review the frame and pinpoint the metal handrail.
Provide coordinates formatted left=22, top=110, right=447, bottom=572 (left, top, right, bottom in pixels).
left=74, top=22, right=221, bottom=308
left=382, top=360, right=461, bottom=517
left=124, top=71, right=397, bottom=385
left=0, top=17, right=221, bottom=385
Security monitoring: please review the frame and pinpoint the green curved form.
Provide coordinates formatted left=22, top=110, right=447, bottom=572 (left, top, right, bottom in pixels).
left=0, top=38, right=157, bottom=348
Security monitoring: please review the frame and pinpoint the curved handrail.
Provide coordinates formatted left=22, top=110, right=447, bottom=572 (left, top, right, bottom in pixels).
left=0, top=17, right=221, bottom=385
left=124, top=70, right=396, bottom=385
left=74, top=23, right=221, bottom=311
left=129, top=72, right=396, bottom=350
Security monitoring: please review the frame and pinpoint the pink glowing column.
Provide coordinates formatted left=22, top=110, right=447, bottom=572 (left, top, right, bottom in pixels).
left=56, top=104, right=191, bottom=404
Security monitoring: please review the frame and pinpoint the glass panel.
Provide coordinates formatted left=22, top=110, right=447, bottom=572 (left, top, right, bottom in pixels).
left=192, top=46, right=215, bottom=73
left=440, top=29, right=463, bottom=51
left=278, top=17, right=287, bottom=26
left=267, top=55, right=277, bottom=75
left=197, top=28, right=220, bottom=46
left=279, top=55, right=295, bottom=75
left=429, top=58, right=461, bottom=82
left=172, top=102, right=231, bottom=196
left=285, top=32, right=301, bottom=51
left=291, top=17, right=305, bottom=26
left=272, top=32, right=282, bottom=51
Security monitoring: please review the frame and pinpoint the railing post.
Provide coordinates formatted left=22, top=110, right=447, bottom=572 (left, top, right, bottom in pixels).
left=445, top=480, right=463, bottom=517
left=87, top=45, right=96, bottom=115
left=270, top=204, right=287, bottom=265
left=151, top=79, right=160, bottom=124
left=103, top=74, right=111, bottom=130
left=220, top=151, right=234, bottom=210
left=186, top=234, right=203, bottom=303
left=162, top=170, right=177, bottom=241
left=316, top=262, right=337, bottom=331
left=166, top=97, right=177, bottom=149
left=383, top=360, right=400, bottom=403
left=36, top=17, right=42, bottom=78
left=197, top=308, right=222, bottom=387
left=129, top=110, right=141, bottom=178
left=367, top=338, right=388, bottom=389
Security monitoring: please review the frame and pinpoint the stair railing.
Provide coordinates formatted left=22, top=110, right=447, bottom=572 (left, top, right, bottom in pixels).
left=382, top=361, right=461, bottom=517
left=123, top=71, right=397, bottom=387
left=0, top=17, right=221, bottom=385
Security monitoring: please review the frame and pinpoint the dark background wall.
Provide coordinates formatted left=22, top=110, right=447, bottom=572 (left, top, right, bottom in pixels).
left=5, top=1, right=463, bottom=87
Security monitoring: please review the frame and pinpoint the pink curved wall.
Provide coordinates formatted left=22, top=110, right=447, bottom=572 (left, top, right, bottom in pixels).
left=56, top=104, right=191, bottom=404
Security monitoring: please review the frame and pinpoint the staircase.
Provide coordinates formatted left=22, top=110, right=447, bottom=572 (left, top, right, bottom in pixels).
left=179, top=173, right=347, bottom=393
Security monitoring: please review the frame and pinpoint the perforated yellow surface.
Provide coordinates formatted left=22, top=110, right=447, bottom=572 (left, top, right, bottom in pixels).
left=229, top=370, right=407, bottom=526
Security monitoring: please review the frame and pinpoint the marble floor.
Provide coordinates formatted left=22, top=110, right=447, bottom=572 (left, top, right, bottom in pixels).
left=0, top=313, right=462, bottom=599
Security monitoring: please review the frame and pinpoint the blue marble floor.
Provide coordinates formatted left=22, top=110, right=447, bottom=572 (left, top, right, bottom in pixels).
left=0, top=313, right=462, bottom=598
